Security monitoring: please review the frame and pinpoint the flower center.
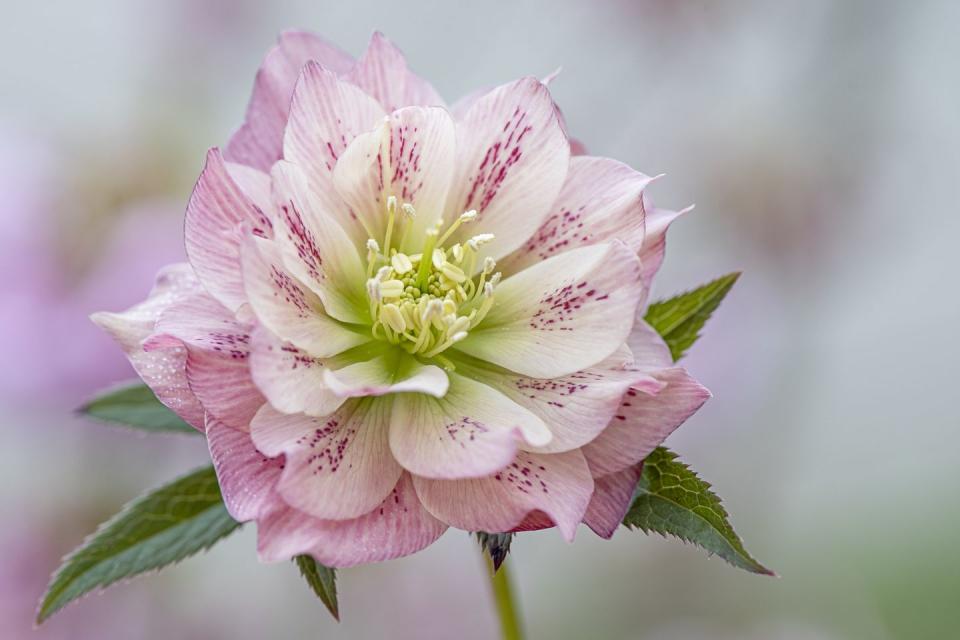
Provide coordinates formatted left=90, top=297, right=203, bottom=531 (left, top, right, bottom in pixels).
left=365, top=197, right=500, bottom=363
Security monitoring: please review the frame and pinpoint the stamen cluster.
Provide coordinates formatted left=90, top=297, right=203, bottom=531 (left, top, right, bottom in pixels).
left=365, top=197, right=500, bottom=362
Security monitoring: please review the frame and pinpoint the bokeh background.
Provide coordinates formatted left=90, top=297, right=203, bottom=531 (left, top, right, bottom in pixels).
left=2, top=1, right=957, bottom=638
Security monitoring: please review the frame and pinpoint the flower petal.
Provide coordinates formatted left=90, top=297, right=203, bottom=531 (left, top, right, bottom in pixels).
left=639, top=196, right=690, bottom=289
left=248, top=325, right=344, bottom=417
left=444, top=77, right=569, bottom=262
left=500, top=156, right=653, bottom=274
left=250, top=399, right=403, bottom=520
left=413, top=449, right=594, bottom=541
left=257, top=473, right=447, bottom=568
left=332, top=106, right=457, bottom=250
left=206, top=418, right=282, bottom=522
left=323, top=352, right=449, bottom=399
left=627, top=317, right=674, bottom=372
left=456, top=242, right=644, bottom=378
left=241, top=235, right=369, bottom=358
left=582, top=367, right=710, bottom=476
left=270, top=160, right=370, bottom=324
left=582, top=464, right=643, bottom=539
left=90, top=263, right=205, bottom=429
left=389, top=373, right=551, bottom=480
left=225, top=30, right=354, bottom=172
left=344, top=32, right=445, bottom=112
left=145, top=292, right=263, bottom=431
left=184, top=148, right=274, bottom=312
left=225, top=162, right=273, bottom=216
left=453, top=348, right=663, bottom=453
left=282, top=61, right=385, bottom=233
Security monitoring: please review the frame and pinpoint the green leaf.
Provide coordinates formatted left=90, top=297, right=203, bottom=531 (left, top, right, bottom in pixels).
left=644, top=272, right=741, bottom=361
left=294, top=555, right=339, bottom=621
left=475, top=532, right=514, bottom=572
left=79, top=381, right=198, bottom=434
left=624, top=447, right=773, bottom=575
left=37, top=466, right=240, bottom=623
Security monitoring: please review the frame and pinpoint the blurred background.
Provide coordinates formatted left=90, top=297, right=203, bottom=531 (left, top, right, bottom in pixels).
left=1, top=1, right=957, bottom=638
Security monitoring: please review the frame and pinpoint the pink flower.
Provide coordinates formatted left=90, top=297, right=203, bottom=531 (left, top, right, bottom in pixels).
left=93, top=31, right=708, bottom=567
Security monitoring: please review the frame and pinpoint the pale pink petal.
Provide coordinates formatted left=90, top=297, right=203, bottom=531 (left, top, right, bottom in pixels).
left=627, top=317, right=674, bottom=372
left=500, top=156, right=653, bottom=274
left=251, top=399, right=402, bottom=520
left=582, top=464, right=643, bottom=539
left=639, top=196, right=690, bottom=289
left=144, top=292, right=263, bottom=431
left=413, top=449, right=594, bottom=541
left=444, top=77, right=570, bottom=262
left=90, top=263, right=205, bottom=429
left=248, top=403, right=313, bottom=457
left=569, top=138, right=588, bottom=156
left=390, top=373, right=551, bottom=480
left=270, top=160, right=370, bottom=324
left=454, top=348, right=663, bottom=454
left=282, top=61, right=385, bottom=233
left=248, top=325, right=344, bottom=417
left=323, top=353, right=449, bottom=399
left=257, top=473, right=447, bottom=568
left=450, top=85, right=490, bottom=120
left=184, top=148, right=273, bottom=312
left=225, top=30, right=354, bottom=172
left=240, top=235, right=369, bottom=358
left=344, top=32, right=445, bottom=112
left=456, top=242, right=644, bottom=379
left=206, top=418, right=282, bottom=522
left=331, top=106, right=457, bottom=249
left=225, top=162, right=273, bottom=216
left=582, top=368, right=710, bottom=476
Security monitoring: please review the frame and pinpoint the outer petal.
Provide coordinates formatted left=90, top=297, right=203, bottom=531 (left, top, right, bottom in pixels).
left=456, top=242, right=644, bottom=378
left=270, top=160, right=370, bottom=324
left=145, top=292, right=263, bottom=432
left=225, top=162, right=273, bottom=217
left=413, top=449, right=594, bottom=541
left=249, top=399, right=402, bottom=520
left=500, top=156, right=653, bottom=274
left=241, top=235, right=369, bottom=358
left=248, top=325, right=344, bottom=417
left=628, top=317, right=674, bottom=372
left=332, top=106, right=457, bottom=249
left=454, top=349, right=663, bottom=453
left=257, top=473, right=447, bottom=568
left=323, top=352, right=449, bottom=399
left=90, top=263, right=205, bottom=429
left=582, top=368, right=710, bottom=476
left=445, top=77, right=570, bottom=262
left=184, top=148, right=273, bottom=312
left=282, top=62, right=385, bottom=232
left=206, top=418, right=283, bottom=522
left=639, top=196, right=690, bottom=289
left=582, top=464, right=643, bottom=539
left=344, top=32, right=445, bottom=112
left=390, top=373, right=551, bottom=480
left=225, top=30, right=354, bottom=172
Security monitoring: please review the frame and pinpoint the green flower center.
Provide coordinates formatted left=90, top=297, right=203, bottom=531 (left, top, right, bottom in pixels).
left=365, top=197, right=500, bottom=364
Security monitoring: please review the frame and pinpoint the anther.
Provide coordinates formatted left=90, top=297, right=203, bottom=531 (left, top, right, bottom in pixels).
left=381, top=303, right=406, bottom=333
left=391, top=253, right=413, bottom=274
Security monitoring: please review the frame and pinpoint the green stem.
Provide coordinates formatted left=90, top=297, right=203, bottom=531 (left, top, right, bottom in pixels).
left=486, top=554, right=525, bottom=640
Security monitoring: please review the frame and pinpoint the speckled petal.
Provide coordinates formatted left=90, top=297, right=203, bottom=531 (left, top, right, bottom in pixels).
left=225, top=30, right=355, bottom=172
left=413, top=448, right=594, bottom=541
left=457, top=242, right=644, bottom=378
left=390, top=373, right=550, bottom=480
left=257, top=473, right=447, bottom=568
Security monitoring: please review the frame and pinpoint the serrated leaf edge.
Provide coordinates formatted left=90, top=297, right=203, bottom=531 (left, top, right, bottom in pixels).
left=36, top=466, right=240, bottom=623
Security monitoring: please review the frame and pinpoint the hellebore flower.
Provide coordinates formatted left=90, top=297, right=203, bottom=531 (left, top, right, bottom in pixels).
left=93, top=31, right=708, bottom=567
